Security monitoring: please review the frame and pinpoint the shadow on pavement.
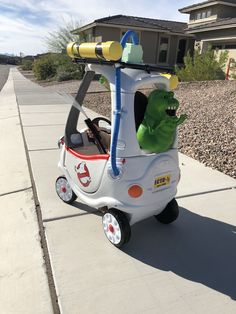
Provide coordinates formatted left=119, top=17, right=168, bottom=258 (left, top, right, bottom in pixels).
left=71, top=201, right=102, bottom=217
left=123, top=207, right=236, bottom=300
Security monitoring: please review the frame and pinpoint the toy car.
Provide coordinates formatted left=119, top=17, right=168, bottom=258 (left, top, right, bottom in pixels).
left=55, top=31, right=184, bottom=247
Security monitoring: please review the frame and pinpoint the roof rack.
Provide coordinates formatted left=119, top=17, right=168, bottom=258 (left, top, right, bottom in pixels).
left=73, top=58, right=174, bottom=74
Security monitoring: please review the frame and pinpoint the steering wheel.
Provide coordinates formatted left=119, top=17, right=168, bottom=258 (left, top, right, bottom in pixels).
left=91, top=117, right=111, bottom=129
left=86, top=117, right=111, bottom=154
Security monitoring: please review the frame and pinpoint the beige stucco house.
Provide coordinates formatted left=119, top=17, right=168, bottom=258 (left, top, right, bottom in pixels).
left=72, top=15, right=195, bottom=69
left=73, top=0, right=236, bottom=76
left=179, top=0, right=236, bottom=61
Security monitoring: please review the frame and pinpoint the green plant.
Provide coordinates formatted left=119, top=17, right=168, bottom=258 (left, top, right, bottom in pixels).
left=54, top=54, right=84, bottom=81
left=99, top=76, right=110, bottom=90
left=33, top=54, right=57, bottom=80
left=45, top=20, right=87, bottom=53
left=21, top=59, right=33, bottom=70
left=33, top=53, right=84, bottom=81
left=229, top=60, right=236, bottom=79
left=175, top=47, right=229, bottom=82
left=56, top=70, right=84, bottom=81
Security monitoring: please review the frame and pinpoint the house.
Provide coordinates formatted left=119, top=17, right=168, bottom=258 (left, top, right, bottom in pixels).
left=72, top=15, right=195, bottom=69
left=179, top=0, right=236, bottom=61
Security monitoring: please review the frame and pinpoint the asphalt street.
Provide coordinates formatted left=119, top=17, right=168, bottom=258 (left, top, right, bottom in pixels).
left=0, top=64, right=11, bottom=91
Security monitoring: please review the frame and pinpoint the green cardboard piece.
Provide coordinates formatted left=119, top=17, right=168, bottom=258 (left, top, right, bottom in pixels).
left=122, top=43, right=143, bottom=64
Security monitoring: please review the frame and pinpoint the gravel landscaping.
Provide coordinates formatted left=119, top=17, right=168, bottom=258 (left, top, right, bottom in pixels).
left=21, top=69, right=236, bottom=179
left=78, top=80, right=236, bottom=179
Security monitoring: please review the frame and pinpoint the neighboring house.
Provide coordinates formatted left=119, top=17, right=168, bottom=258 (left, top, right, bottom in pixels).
left=72, top=15, right=195, bottom=69
left=179, top=0, right=236, bottom=62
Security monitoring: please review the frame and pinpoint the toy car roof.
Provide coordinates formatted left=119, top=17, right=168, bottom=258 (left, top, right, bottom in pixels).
left=73, top=58, right=174, bottom=74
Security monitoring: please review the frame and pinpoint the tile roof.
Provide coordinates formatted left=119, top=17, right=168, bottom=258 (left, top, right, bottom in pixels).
left=94, top=15, right=187, bottom=34
left=179, top=0, right=236, bottom=12
left=186, top=17, right=236, bottom=31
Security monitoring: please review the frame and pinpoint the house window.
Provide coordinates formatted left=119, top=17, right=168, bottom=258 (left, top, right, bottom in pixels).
left=225, top=44, right=236, bottom=49
left=207, top=10, right=211, bottom=18
left=95, top=36, right=102, bottom=43
left=212, top=44, right=223, bottom=50
left=158, top=37, right=169, bottom=63
left=196, top=12, right=202, bottom=20
left=196, top=10, right=211, bottom=20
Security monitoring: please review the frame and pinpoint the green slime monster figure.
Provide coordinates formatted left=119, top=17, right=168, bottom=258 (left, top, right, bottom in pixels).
left=137, top=89, right=187, bottom=153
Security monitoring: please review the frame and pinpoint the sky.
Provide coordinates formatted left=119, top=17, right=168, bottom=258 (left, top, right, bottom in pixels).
left=0, top=0, right=197, bottom=56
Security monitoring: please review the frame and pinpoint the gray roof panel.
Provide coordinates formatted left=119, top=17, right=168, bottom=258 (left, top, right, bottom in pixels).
left=94, top=15, right=187, bottom=33
left=186, top=16, right=236, bottom=31
left=179, top=0, right=236, bottom=13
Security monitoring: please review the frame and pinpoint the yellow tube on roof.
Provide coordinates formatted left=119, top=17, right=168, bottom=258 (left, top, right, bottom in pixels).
left=67, top=41, right=123, bottom=61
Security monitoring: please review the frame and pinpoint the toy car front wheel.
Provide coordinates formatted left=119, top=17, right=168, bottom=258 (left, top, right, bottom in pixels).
left=155, top=198, right=179, bottom=224
left=55, top=176, right=77, bottom=204
left=102, top=209, right=131, bottom=248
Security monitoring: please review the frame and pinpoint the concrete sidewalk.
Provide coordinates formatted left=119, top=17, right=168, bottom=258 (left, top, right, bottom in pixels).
left=0, top=69, right=53, bottom=313
left=2, top=67, right=236, bottom=314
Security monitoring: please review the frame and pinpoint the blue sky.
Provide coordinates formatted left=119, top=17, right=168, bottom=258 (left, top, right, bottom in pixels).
left=0, top=0, right=197, bottom=55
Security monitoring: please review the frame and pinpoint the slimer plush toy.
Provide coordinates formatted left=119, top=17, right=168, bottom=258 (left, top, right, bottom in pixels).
left=137, top=89, right=187, bottom=153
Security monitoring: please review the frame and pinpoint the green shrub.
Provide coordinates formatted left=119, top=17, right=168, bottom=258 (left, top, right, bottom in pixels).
left=56, top=70, right=84, bottom=82
left=54, top=54, right=84, bottom=81
left=33, top=55, right=57, bottom=80
left=21, top=59, right=33, bottom=70
left=33, top=53, right=84, bottom=81
left=175, top=47, right=229, bottom=82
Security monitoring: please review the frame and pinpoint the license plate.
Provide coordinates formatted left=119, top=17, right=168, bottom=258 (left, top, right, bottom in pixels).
left=154, top=174, right=171, bottom=189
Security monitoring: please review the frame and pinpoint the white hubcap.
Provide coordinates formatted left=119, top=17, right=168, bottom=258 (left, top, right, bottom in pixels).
left=103, top=213, right=121, bottom=245
left=56, top=177, right=73, bottom=202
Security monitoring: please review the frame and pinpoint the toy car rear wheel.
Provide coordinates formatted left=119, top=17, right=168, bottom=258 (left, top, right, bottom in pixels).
left=155, top=198, right=179, bottom=224
left=55, top=176, right=77, bottom=204
left=102, top=209, right=131, bottom=248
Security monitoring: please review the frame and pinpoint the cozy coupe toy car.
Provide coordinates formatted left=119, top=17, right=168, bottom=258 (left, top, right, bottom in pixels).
left=55, top=31, right=186, bottom=247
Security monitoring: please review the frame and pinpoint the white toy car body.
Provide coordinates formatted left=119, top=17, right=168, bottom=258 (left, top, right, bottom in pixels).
left=56, top=32, right=181, bottom=247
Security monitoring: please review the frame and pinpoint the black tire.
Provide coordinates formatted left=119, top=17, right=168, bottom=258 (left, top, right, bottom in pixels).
left=55, top=176, right=77, bottom=204
left=102, top=209, right=131, bottom=248
left=155, top=198, right=179, bottom=224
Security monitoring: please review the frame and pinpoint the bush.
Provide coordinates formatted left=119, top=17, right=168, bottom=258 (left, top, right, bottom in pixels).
left=54, top=54, right=84, bottom=81
left=21, top=59, right=33, bottom=71
left=33, top=55, right=57, bottom=80
left=175, top=47, right=229, bottom=82
left=56, top=70, right=84, bottom=82
left=32, top=53, right=84, bottom=81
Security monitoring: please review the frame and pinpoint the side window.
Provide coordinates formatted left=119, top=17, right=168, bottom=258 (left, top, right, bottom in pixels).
left=196, top=12, right=202, bottom=20
left=158, top=37, right=169, bottom=63
left=207, top=10, right=211, bottom=18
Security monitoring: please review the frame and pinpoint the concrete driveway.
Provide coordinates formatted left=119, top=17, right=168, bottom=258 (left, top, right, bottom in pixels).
left=1, top=67, right=236, bottom=314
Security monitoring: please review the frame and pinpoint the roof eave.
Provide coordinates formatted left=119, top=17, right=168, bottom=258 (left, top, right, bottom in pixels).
left=72, top=22, right=97, bottom=34
left=185, top=23, right=236, bottom=33
left=72, top=21, right=190, bottom=36
left=179, top=1, right=218, bottom=13
left=179, top=1, right=236, bottom=14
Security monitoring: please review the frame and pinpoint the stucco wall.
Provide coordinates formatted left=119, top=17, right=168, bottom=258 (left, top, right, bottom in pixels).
left=195, top=28, right=236, bottom=41
left=140, top=31, right=159, bottom=64
left=216, top=5, right=236, bottom=18
left=94, top=26, right=120, bottom=41
left=92, top=26, right=193, bottom=66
